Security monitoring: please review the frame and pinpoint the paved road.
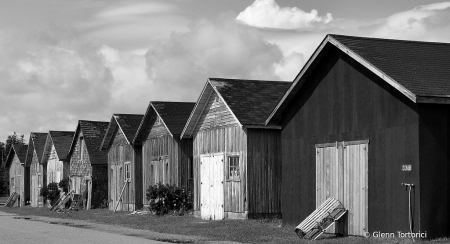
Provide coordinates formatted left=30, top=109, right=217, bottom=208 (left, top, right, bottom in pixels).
left=0, top=211, right=165, bottom=244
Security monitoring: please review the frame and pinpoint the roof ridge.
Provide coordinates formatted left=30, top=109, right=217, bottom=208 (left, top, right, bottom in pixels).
left=210, top=77, right=291, bottom=83
left=329, top=34, right=450, bottom=46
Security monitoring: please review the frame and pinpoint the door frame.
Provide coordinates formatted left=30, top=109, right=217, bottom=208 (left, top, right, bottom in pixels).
left=315, top=140, right=369, bottom=236
left=200, top=153, right=225, bottom=220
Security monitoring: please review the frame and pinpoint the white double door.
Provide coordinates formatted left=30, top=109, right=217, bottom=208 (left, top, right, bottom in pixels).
left=200, top=154, right=224, bottom=220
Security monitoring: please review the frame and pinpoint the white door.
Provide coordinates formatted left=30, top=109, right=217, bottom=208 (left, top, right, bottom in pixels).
left=200, top=154, right=224, bottom=220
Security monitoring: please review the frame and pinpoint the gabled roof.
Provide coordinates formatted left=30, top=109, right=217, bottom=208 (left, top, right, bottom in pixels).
left=68, top=120, right=109, bottom=165
left=133, top=102, right=195, bottom=144
left=267, top=34, right=450, bottom=123
left=181, top=78, right=291, bottom=138
left=42, top=131, right=75, bottom=163
left=101, top=114, right=144, bottom=150
left=5, top=144, right=28, bottom=168
left=25, top=132, right=48, bottom=166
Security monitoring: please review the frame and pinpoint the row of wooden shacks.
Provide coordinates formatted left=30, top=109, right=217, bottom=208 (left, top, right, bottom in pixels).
left=3, top=34, right=450, bottom=238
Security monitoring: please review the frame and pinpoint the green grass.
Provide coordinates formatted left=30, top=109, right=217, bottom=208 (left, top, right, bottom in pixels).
left=2, top=206, right=449, bottom=244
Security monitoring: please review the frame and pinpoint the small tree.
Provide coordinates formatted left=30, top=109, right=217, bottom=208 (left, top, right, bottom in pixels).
left=40, top=182, right=60, bottom=206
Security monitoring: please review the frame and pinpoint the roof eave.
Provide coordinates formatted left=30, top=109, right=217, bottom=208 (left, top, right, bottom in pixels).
left=180, top=80, right=210, bottom=139
left=265, top=34, right=418, bottom=125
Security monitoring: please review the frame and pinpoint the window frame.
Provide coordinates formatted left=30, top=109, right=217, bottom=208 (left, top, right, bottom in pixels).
left=226, top=155, right=240, bottom=181
left=124, top=162, right=131, bottom=182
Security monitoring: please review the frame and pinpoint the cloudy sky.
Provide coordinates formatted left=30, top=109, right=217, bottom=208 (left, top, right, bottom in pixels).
left=1, top=0, right=450, bottom=141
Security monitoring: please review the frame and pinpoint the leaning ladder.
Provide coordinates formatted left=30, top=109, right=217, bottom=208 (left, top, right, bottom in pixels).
left=114, top=181, right=128, bottom=213
left=295, top=197, right=347, bottom=240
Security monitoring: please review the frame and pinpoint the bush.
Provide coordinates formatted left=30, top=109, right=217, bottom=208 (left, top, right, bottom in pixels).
left=146, top=183, right=193, bottom=215
left=58, top=178, right=69, bottom=193
left=40, top=182, right=60, bottom=206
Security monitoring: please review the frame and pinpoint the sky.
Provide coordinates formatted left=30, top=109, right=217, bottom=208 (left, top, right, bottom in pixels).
left=1, top=0, right=450, bottom=142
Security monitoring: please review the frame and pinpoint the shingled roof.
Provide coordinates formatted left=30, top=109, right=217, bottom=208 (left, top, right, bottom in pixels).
left=101, top=114, right=144, bottom=150
left=68, top=120, right=109, bottom=165
left=47, top=131, right=75, bottom=161
left=4, top=144, right=28, bottom=168
left=25, top=132, right=48, bottom=166
left=181, top=78, right=291, bottom=138
left=133, top=102, right=195, bottom=143
left=267, top=34, right=450, bottom=123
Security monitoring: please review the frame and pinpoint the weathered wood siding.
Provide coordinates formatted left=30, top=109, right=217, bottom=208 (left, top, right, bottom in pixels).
left=47, top=144, right=64, bottom=184
left=280, top=47, right=420, bottom=235
left=9, top=154, right=24, bottom=207
left=142, top=116, right=193, bottom=204
left=194, top=91, right=238, bottom=133
left=31, top=150, right=44, bottom=207
left=193, top=126, right=247, bottom=214
left=246, top=129, right=282, bottom=217
left=108, top=128, right=140, bottom=211
left=70, top=131, right=108, bottom=208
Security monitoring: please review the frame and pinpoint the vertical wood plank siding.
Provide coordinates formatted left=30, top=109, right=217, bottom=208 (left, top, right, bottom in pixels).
left=9, top=154, right=24, bottom=207
left=142, top=116, right=193, bottom=204
left=108, top=129, right=137, bottom=211
left=246, top=129, right=282, bottom=217
left=194, top=91, right=238, bottom=133
left=31, top=149, right=44, bottom=207
left=280, top=47, right=420, bottom=234
left=193, top=126, right=247, bottom=213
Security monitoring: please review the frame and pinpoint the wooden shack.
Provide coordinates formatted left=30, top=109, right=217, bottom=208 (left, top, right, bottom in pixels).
left=42, top=131, right=75, bottom=185
left=133, top=102, right=195, bottom=205
left=100, top=114, right=144, bottom=211
left=181, top=78, right=290, bottom=220
left=67, top=120, right=109, bottom=209
left=26, top=132, right=48, bottom=207
left=266, top=34, right=450, bottom=238
left=5, top=144, right=28, bottom=207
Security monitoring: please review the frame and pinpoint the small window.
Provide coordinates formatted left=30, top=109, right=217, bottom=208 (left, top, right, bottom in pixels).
left=119, top=145, right=124, bottom=162
left=80, top=136, right=85, bottom=159
left=165, top=161, right=169, bottom=184
left=213, top=96, right=220, bottom=103
left=155, top=116, right=162, bottom=125
left=227, top=156, right=240, bottom=180
left=38, top=174, right=42, bottom=187
left=125, top=162, right=131, bottom=182
left=150, top=164, right=155, bottom=185
left=11, top=178, right=15, bottom=189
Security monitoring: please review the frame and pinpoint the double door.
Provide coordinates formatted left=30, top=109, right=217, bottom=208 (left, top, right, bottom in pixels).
left=316, top=140, right=368, bottom=236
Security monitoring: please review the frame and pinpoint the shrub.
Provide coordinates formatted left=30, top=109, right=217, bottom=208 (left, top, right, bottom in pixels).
left=146, top=183, right=193, bottom=215
left=40, top=182, right=60, bottom=206
left=58, top=178, right=69, bottom=193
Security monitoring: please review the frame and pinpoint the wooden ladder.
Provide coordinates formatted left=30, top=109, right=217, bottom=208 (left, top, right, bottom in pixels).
left=295, top=197, right=347, bottom=240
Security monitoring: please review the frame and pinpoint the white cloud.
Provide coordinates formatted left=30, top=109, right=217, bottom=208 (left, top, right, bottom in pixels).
left=144, top=14, right=300, bottom=102
left=372, top=1, right=450, bottom=41
left=0, top=28, right=115, bottom=140
left=95, top=2, right=178, bottom=19
left=236, top=0, right=332, bottom=29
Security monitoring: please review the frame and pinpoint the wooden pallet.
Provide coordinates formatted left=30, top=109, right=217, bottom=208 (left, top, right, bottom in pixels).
left=295, top=197, right=347, bottom=240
